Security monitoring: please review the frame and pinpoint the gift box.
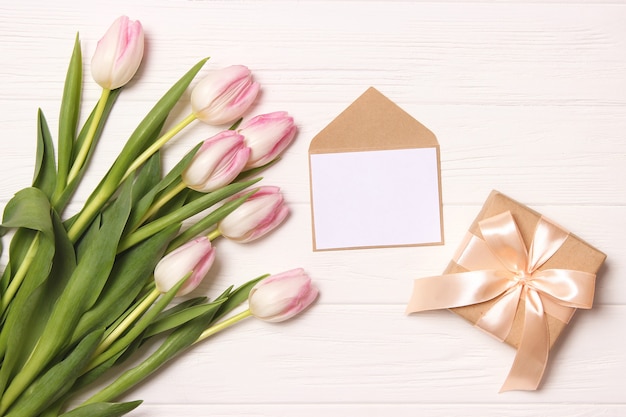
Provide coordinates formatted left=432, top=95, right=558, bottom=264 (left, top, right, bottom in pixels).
left=406, top=190, right=606, bottom=391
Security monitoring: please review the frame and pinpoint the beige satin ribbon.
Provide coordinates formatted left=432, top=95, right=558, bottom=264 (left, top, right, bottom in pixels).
left=406, top=211, right=596, bottom=392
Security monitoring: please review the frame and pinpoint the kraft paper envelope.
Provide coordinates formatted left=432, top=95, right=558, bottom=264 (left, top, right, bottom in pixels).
left=308, top=87, right=444, bottom=251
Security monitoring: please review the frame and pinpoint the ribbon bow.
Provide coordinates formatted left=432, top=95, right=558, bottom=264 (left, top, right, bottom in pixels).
left=406, top=211, right=596, bottom=391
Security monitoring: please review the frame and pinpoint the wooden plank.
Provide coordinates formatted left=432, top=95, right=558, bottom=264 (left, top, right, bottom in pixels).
left=70, top=304, right=626, bottom=406
left=158, top=204, right=621, bottom=304
left=129, top=404, right=626, bottom=417
left=0, top=103, right=625, bottom=206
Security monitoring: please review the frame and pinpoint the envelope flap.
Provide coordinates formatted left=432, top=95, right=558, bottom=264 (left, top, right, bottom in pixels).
left=309, top=87, right=438, bottom=154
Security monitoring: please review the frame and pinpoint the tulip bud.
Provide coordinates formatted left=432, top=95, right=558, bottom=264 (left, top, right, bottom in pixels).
left=248, top=268, right=319, bottom=322
left=238, top=111, right=297, bottom=169
left=154, top=237, right=215, bottom=296
left=191, top=65, right=260, bottom=126
left=218, top=186, right=288, bottom=243
left=91, top=16, right=144, bottom=90
left=182, top=131, right=251, bottom=193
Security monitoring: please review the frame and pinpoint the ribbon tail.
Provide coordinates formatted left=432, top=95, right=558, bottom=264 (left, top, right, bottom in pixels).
left=406, top=271, right=512, bottom=314
left=476, top=285, right=522, bottom=342
left=500, top=289, right=549, bottom=392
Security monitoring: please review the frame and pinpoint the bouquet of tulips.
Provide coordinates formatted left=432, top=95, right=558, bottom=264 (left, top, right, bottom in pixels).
left=0, top=16, right=318, bottom=417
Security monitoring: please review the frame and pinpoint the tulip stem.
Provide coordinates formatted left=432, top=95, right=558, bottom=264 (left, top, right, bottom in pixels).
left=122, top=112, right=197, bottom=183
left=67, top=183, right=113, bottom=243
left=93, top=288, right=160, bottom=359
left=1, top=232, right=40, bottom=313
left=195, top=309, right=251, bottom=344
left=207, top=229, right=222, bottom=241
left=136, top=181, right=187, bottom=228
left=67, top=88, right=111, bottom=185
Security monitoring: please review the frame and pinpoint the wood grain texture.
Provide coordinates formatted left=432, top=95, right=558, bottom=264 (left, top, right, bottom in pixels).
left=123, top=404, right=626, bottom=417
left=0, top=0, right=624, bottom=415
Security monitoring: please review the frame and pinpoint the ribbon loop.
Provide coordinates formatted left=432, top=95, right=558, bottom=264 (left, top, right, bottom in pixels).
left=528, top=217, right=568, bottom=272
left=406, top=211, right=596, bottom=391
left=479, top=212, right=529, bottom=274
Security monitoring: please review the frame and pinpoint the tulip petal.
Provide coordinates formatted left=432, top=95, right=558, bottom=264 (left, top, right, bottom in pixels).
left=178, top=247, right=216, bottom=296
left=248, top=269, right=319, bottom=322
left=239, top=111, right=297, bottom=168
left=244, top=205, right=289, bottom=243
left=91, top=16, right=144, bottom=90
left=191, top=66, right=260, bottom=125
left=182, top=131, right=249, bottom=192
left=218, top=188, right=286, bottom=242
left=154, top=237, right=214, bottom=296
left=202, top=147, right=250, bottom=192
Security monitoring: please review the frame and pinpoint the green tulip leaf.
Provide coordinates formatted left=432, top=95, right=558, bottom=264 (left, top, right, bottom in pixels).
left=54, top=88, right=122, bottom=212
left=55, top=33, right=82, bottom=197
left=215, top=285, right=234, bottom=301
left=2, top=187, right=55, bottom=238
left=0, top=235, right=56, bottom=408
left=58, top=400, right=143, bottom=417
left=87, top=274, right=189, bottom=371
left=70, top=223, right=179, bottom=345
left=0, top=189, right=58, bottom=395
left=4, top=329, right=103, bottom=417
left=0, top=210, right=75, bottom=389
left=211, top=274, right=268, bottom=324
left=75, top=179, right=134, bottom=310
left=143, top=299, right=226, bottom=339
left=152, top=296, right=207, bottom=322
left=82, top=301, right=222, bottom=405
left=127, top=142, right=200, bottom=231
left=0, top=180, right=132, bottom=411
left=31, top=109, right=57, bottom=200
left=0, top=186, right=57, bottom=299
left=66, top=350, right=127, bottom=402
left=129, top=151, right=163, bottom=216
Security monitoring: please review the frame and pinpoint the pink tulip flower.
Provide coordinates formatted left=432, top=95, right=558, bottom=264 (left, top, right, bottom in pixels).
left=248, top=268, right=319, bottom=322
left=91, top=16, right=144, bottom=90
left=191, top=65, right=260, bottom=126
left=154, top=237, right=215, bottom=296
left=182, top=131, right=251, bottom=192
left=238, top=111, right=297, bottom=169
left=217, top=186, right=288, bottom=243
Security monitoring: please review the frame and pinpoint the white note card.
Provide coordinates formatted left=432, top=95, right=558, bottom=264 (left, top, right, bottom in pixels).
left=310, top=148, right=442, bottom=250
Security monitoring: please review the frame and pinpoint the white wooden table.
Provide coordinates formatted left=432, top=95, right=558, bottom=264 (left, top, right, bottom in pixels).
left=1, top=1, right=625, bottom=415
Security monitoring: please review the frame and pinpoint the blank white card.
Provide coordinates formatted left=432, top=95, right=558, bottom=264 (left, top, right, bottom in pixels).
left=310, top=148, right=442, bottom=250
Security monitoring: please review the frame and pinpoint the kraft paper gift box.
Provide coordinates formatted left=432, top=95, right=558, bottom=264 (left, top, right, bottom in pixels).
left=407, top=190, right=606, bottom=391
